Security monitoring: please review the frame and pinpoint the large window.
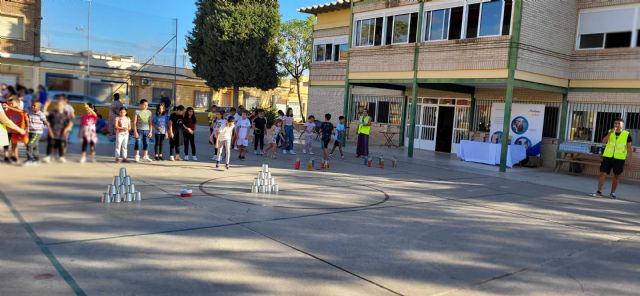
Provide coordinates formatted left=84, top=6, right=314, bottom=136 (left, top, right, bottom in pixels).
left=392, top=14, right=411, bottom=44
left=425, top=9, right=449, bottom=41
left=352, top=96, right=403, bottom=124
left=314, top=42, right=348, bottom=63
left=0, top=14, right=24, bottom=40
left=152, top=88, right=172, bottom=104
left=47, top=75, right=72, bottom=92
left=577, top=6, right=640, bottom=49
left=355, top=17, right=384, bottom=47
left=465, top=0, right=511, bottom=38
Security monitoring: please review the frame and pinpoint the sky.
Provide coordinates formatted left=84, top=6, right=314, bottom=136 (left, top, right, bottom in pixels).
left=41, top=0, right=324, bottom=67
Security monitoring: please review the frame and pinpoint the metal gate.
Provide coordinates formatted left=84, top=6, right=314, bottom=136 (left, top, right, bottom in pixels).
left=406, top=98, right=438, bottom=151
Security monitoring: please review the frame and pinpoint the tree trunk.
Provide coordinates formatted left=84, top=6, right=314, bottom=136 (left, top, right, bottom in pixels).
left=295, top=77, right=306, bottom=123
left=232, top=85, right=240, bottom=107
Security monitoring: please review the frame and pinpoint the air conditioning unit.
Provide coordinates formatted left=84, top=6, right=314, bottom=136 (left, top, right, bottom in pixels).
left=141, top=78, right=152, bottom=86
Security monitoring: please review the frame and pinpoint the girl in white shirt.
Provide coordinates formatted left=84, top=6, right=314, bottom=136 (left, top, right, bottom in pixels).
left=216, top=117, right=235, bottom=169
left=235, top=110, right=251, bottom=160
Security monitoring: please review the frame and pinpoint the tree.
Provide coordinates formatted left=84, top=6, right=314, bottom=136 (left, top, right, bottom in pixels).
left=278, top=16, right=314, bottom=122
left=187, top=0, right=280, bottom=107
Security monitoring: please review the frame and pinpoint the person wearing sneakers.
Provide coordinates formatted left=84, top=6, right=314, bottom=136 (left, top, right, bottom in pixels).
left=252, top=109, right=266, bottom=155
left=235, top=110, right=251, bottom=160
left=591, top=118, right=633, bottom=199
left=302, top=115, right=315, bottom=155
left=168, top=105, right=185, bottom=161
left=44, top=96, right=73, bottom=163
left=133, top=99, right=153, bottom=162
left=283, top=108, right=296, bottom=155
left=79, top=103, right=98, bottom=163
left=216, top=117, right=235, bottom=170
left=183, top=107, right=198, bottom=161
left=114, top=107, right=131, bottom=163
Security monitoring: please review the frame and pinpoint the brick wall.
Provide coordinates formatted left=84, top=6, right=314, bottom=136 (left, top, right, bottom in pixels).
left=578, top=0, right=640, bottom=9
left=0, top=0, right=40, bottom=57
left=353, top=0, right=418, bottom=13
left=476, top=88, right=563, bottom=102
left=350, top=44, right=414, bottom=72
left=568, top=91, right=640, bottom=104
left=419, top=37, right=510, bottom=70
left=310, top=63, right=347, bottom=81
left=571, top=49, right=640, bottom=80
left=308, top=86, right=345, bottom=123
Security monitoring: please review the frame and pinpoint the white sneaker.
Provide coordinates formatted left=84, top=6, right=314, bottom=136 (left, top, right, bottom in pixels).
left=210, top=156, right=217, bottom=161
left=143, top=155, right=153, bottom=162
left=282, top=150, right=287, bottom=154
left=135, top=155, right=140, bottom=163
left=185, top=155, right=190, bottom=161
left=309, top=151, right=314, bottom=155
left=80, top=156, right=86, bottom=164
left=58, top=157, right=67, bottom=163
left=169, top=156, right=175, bottom=161
left=302, top=149, right=306, bottom=154
left=289, top=151, right=297, bottom=155
left=192, top=156, right=198, bottom=161
left=42, top=156, right=51, bottom=163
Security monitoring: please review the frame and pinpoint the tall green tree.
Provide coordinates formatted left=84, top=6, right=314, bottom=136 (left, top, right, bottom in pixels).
left=278, top=16, right=314, bottom=122
left=187, top=0, right=280, bottom=107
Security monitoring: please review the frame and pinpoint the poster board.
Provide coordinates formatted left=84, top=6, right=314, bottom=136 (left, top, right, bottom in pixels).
left=489, top=103, right=545, bottom=156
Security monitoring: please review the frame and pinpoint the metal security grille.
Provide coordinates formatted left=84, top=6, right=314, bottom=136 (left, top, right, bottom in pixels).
left=352, top=95, right=404, bottom=125
left=565, top=103, right=640, bottom=146
left=453, top=105, right=470, bottom=144
left=473, top=100, right=562, bottom=138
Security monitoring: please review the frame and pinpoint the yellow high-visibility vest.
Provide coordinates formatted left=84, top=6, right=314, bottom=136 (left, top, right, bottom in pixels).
left=603, top=130, right=629, bottom=160
left=357, top=116, right=371, bottom=135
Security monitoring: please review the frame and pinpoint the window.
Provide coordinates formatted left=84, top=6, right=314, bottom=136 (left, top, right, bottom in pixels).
left=152, top=88, right=172, bottom=104
left=325, top=44, right=333, bottom=61
left=627, top=112, right=640, bottom=146
left=355, top=17, right=383, bottom=47
left=577, top=6, right=639, bottom=49
left=194, top=91, right=211, bottom=108
left=47, top=76, right=72, bottom=92
left=0, top=14, right=24, bottom=40
left=604, top=31, right=632, bottom=48
left=352, top=96, right=403, bottom=124
left=501, top=0, right=513, bottom=35
left=570, top=111, right=594, bottom=141
left=425, top=9, right=450, bottom=41
left=594, top=112, right=622, bottom=142
left=449, top=7, right=464, bottom=40
left=392, top=14, right=411, bottom=44
left=479, top=0, right=504, bottom=36
left=339, top=43, right=348, bottom=60
left=315, top=44, right=326, bottom=62
left=129, top=86, right=139, bottom=101
left=333, top=44, right=340, bottom=61
left=466, top=4, right=480, bottom=38
left=90, top=83, right=112, bottom=102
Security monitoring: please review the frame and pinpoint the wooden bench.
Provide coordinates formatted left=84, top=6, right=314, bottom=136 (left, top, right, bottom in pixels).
left=554, top=152, right=601, bottom=173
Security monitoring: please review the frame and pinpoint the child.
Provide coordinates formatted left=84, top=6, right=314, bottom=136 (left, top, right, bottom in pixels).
left=152, top=104, right=168, bottom=160
left=79, top=103, right=98, bottom=163
left=320, top=113, right=334, bottom=162
left=235, top=110, right=251, bottom=160
left=264, top=119, right=284, bottom=159
left=114, top=107, right=131, bottom=163
left=96, top=114, right=108, bottom=135
left=330, top=115, right=346, bottom=159
left=216, top=117, right=235, bottom=169
left=0, top=100, right=26, bottom=163
left=133, top=99, right=153, bottom=162
left=209, top=110, right=226, bottom=160
left=168, top=105, right=185, bottom=161
left=302, top=115, right=316, bottom=155
left=5, top=97, right=29, bottom=164
left=252, top=109, right=267, bottom=155
left=183, top=107, right=197, bottom=161
left=276, top=110, right=285, bottom=148
left=44, top=97, right=73, bottom=163
left=283, top=108, right=296, bottom=155
left=26, top=101, right=48, bottom=165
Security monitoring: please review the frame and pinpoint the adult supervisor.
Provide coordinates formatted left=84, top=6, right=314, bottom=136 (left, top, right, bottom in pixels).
left=591, top=118, right=633, bottom=199
left=356, top=109, right=372, bottom=158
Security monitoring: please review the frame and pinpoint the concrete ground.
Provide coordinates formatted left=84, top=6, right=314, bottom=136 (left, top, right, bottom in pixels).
left=1, top=127, right=639, bottom=295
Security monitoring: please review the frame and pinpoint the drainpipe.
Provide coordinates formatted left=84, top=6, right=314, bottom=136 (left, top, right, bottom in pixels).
left=499, top=0, right=523, bottom=172
left=408, top=0, right=425, bottom=158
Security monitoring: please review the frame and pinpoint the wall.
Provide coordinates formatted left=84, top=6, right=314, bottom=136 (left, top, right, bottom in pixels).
left=419, top=37, right=510, bottom=71
left=0, top=0, right=40, bottom=57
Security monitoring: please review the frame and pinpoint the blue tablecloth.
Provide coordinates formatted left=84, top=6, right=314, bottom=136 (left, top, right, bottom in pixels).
left=457, top=140, right=527, bottom=168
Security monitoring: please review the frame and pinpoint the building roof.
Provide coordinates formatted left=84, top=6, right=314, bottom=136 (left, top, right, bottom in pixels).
left=298, top=0, right=350, bottom=15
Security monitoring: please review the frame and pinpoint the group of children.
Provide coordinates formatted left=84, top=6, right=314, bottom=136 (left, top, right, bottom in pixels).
left=2, top=92, right=348, bottom=169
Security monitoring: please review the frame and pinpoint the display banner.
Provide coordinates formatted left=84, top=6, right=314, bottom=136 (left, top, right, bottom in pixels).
left=489, top=103, right=545, bottom=156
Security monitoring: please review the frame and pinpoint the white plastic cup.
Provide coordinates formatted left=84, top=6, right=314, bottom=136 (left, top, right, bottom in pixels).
left=135, top=192, right=142, bottom=201
left=126, top=193, right=133, bottom=202
left=274, top=184, right=279, bottom=193
left=129, top=184, right=136, bottom=193
left=124, top=176, right=132, bottom=186
left=114, top=194, right=121, bottom=203
left=114, top=176, right=122, bottom=186
left=119, top=185, right=127, bottom=194
left=102, top=193, right=110, bottom=203
left=119, top=168, right=127, bottom=178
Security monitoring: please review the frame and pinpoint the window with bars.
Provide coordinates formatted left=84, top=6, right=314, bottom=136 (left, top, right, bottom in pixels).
left=473, top=100, right=561, bottom=138
left=565, top=103, right=640, bottom=146
left=352, top=96, right=403, bottom=125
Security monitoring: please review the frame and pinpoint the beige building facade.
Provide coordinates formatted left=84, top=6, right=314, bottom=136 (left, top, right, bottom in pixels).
left=301, top=0, right=640, bottom=177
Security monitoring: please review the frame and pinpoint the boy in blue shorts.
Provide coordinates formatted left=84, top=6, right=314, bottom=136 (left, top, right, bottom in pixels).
left=330, top=115, right=345, bottom=159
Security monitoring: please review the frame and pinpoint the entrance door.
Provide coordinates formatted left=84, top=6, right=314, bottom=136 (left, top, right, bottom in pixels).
left=436, top=106, right=454, bottom=153
left=406, top=101, right=437, bottom=150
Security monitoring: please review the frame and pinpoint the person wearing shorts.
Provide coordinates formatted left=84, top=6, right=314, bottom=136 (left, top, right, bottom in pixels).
left=319, top=113, right=334, bottom=162
left=591, top=118, right=633, bottom=199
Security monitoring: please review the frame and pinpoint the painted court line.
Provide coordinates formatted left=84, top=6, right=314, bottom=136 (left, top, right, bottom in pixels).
left=0, top=191, right=86, bottom=296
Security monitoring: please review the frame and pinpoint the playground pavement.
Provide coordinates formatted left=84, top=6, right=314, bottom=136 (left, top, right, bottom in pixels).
left=1, top=128, right=639, bottom=295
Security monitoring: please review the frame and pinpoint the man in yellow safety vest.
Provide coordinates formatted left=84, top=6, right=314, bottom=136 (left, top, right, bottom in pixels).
left=591, top=118, right=633, bottom=199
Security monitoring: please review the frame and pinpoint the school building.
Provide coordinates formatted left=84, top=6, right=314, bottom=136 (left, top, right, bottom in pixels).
left=300, top=0, right=640, bottom=177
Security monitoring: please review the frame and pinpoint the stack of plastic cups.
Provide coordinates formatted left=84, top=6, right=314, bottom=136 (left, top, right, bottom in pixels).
left=101, top=167, right=142, bottom=203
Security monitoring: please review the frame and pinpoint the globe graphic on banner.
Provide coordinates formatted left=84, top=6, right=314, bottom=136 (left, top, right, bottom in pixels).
left=511, top=116, right=529, bottom=135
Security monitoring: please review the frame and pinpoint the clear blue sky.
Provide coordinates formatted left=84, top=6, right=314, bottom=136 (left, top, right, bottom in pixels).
left=42, top=0, right=323, bottom=66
